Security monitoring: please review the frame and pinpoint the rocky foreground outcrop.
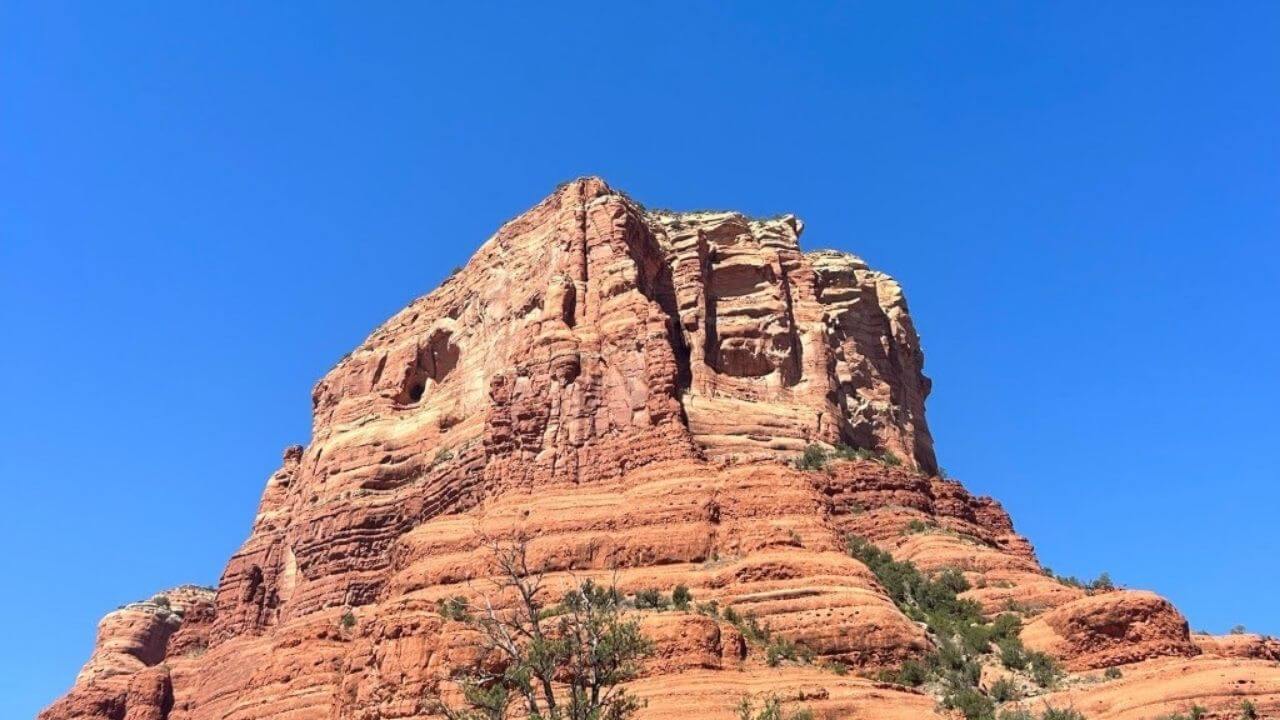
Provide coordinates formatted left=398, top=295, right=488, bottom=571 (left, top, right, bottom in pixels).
left=44, top=179, right=1279, bottom=720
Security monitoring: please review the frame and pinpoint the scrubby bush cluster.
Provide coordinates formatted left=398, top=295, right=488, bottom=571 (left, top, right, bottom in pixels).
left=437, top=595, right=471, bottom=622
left=735, top=695, right=814, bottom=720
left=906, top=518, right=934, bottom=534
left=989, top=677, right=1019, bottom=702
left=846, top=534, right=1065, bottom=719
left=632, top=584, right=693, bottom=611
left=633, top=588, right=667, bottom=610
left=794, top=443, right=903, bottom=472
left=713, top=604, right=815, bottom=669
left=1043, top=568, right=1114, bottom=592
left=721, top=606, right=770, bottom=645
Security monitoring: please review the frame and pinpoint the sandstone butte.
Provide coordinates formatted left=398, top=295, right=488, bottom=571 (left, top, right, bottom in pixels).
left=43, top=178, right=1280, bottom=720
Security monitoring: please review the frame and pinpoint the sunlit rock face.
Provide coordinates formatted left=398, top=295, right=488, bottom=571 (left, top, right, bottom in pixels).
left=43, top=179, right=1280, bottom=720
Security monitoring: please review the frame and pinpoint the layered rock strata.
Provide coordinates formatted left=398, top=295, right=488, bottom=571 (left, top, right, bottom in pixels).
left=43, top=179, right=1279, bottom=720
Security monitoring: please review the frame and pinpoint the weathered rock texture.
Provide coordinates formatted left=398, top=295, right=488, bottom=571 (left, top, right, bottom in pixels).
left=43, top=179, right=1279, bottom=720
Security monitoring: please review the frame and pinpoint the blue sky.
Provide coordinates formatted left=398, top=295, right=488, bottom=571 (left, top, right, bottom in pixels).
left=3, top=3, right=1277, bottom=716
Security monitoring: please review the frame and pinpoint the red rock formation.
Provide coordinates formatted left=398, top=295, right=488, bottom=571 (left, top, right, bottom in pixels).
left=42, top=179, right=1280, bottom=720
left=1194, top=631, right=1280, bottom=661
left=42, top=588, right=211, bottom=720
left=1020, top=590, right=1200, bottom=671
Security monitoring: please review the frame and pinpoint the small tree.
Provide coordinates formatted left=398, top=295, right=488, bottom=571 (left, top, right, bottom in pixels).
left=433, top=536, right=652, bottom=720
left=1089, top=572, right=1114, bottom=592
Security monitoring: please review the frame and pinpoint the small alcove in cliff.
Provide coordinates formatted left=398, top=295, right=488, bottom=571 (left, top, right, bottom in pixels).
left=399, top=328, right=459, bottom=404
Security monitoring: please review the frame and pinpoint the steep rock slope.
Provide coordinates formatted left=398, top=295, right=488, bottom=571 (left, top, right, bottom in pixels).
left=43, top=179, right=1279, bottom=720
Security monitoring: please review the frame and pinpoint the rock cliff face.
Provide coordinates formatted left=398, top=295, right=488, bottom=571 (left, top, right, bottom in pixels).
left=43, top=179, right=1279, bottom=720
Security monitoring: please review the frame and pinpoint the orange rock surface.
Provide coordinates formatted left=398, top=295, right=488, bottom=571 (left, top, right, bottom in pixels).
left=42, top=179, right=1280, bottom=720
left=1034, top=655, right=1280, bottom=719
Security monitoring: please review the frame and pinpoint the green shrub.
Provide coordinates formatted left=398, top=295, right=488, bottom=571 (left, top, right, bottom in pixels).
left=880, top=451, right=903, bottom=467
left=997, top=711, right=1035, bottom=720
left=672, top=584, right=692, bottom=610
left=1089, top=572, right=1114, bottom=591
left=735, top=695, right=813, bottom=720
left=906, top=519, right=930, bottom=534
left=944, top=688, right=994, bottom=720
left=959, top=621, right=994, bottom=654
left=340, top=610, right=356, bottom=629
left=989, top=676, right=1019, bottom=702
left=737, top=613, right=770, bottom=645
left=1103, top=666, right=1122, bottom=680
left=1241, top=700, right=1259, bottom=720
left=990, top=613, right=1022, bottom=643
left=1054, top=573, right=1085, bottom=589
left=795, top=444, right=830, bottom=471
left=1027, top=651, right=1062, bottom=688
left=846, top=537, right=979, bottom=629
left=821, top=659, right=849, bottom=676
left=998, top=639, right=1028, bottom=670
left=722, top=606, right=771, bottom=646
left=846, top=533, right=1018, bottom=698
left=1042, top=709, right=1087, bottom=720
left=634, top=588, right=668, bottom=610
left=436, top=595, right=470, bottom=622
left=833, top=443, right=867, bottom=460
left=937, top=568, right=971, bottom=593
left=765, top=636, right=798, bottom=667
left=896, top=659, right=930, bottom=687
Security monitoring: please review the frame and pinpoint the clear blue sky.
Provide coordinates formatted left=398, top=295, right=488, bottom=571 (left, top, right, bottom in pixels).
left=3, top=3, right=1277, bottom=716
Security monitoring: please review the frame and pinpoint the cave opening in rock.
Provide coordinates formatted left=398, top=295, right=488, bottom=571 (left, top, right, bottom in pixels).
left=399, top=329, right=459, bottom=404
